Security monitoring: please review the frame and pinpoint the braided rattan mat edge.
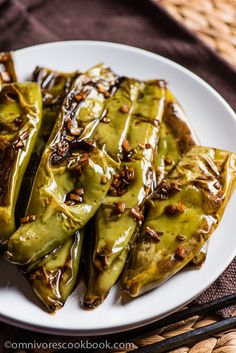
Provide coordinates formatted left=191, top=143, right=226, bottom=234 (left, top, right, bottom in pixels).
left=159, top=0, right=236, bottom=69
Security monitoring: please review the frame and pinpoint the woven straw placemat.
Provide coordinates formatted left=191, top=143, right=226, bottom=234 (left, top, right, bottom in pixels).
left=118, top=313, right=236, bottom=352
left=160, top=0, right=236, bottom=68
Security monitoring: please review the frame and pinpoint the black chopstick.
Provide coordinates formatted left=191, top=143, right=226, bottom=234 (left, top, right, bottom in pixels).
left=131, top=316, right=236, bottom=353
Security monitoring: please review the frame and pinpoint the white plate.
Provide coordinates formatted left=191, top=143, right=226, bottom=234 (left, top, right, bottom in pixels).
left=0, top=41, right=236, bottom=336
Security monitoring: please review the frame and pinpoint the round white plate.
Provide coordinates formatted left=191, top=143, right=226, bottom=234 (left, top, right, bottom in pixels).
left=0, top=41, right=236, bottom=336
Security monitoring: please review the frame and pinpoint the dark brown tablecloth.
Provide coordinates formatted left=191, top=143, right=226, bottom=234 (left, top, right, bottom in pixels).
left=0, top=0, right=236, bottom=349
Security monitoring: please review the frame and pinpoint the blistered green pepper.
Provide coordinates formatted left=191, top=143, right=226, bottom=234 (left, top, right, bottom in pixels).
left=0, top=82, right=42, bottom=244
left=84, top=225, right=138, bottom=309
left=92, top=78, right=142, bottom=161
left=24, top=230, right=84, bottom=312
left=122, top=146, right=236, bottom=297
left=17, top=68, right=79, bottom=219
left=32, top=66, right=79, bottom=143
left=20, top=67, right=108, bottom=311
left=16, top=69, right=84, bottom=312
left=155, top=89, right=198, bottom=183
left=6, top=70, right=141, bottom=265
left=0, top=52, right=17, bottom=89
left=155, top=90, right=206, bottom=266
left=84, top=86, right=197, bottom=307
left=93, top=80, right=166, bottom=271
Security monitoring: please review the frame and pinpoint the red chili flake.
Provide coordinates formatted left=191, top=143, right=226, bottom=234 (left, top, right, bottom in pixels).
left=176, top=246, right=186, bottom=260
left=56, top=141, right=69, bottom=157
left=165, top=205, right=176, bottom=214
left=108, top=166, right=135, bottom=196
left=74, top=91, right=87, bottom=102
left=69, top=194, right=83, bottom=203
left=165, top=158, right=173, bottom=166
left=104, top=91, right=110, bottom=98
left=20, top=131, right=29, bottom=140
left=97, top=83, right=106, bottom=93
left=116, top=201, right=126, bottom=214
left=165, top=203, right=185, bottom=215
left=20, top=215, right=36, bottom=224
left=122, top=138, right=130, bottom=153
left=144, top=226, right=163, bottom=242
left=14, top=139, right=25, bottom=149
left=130, top=207, right=144, bottom=221
left=66, top=119, right=72, bottom=131
left=213, top=181, right=221, bottom=190
left=119, top=105, right=129, bottom=114
left=108, top=186, right=118, bottom=196
left=112, top=178, right=122, bottom=188
left=145, top=143, right=152, bottom=149
left=176, top=234, right=186, bottom=241
left=124, top=166, right=135, bottom=181
left=80, top=153, right=89, bottom=167
left=74, top=188, right=84, bottom=196
left=66, top=119, right=83, bottom=136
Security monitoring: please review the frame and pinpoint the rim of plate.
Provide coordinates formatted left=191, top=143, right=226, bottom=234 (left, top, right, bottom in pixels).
left=0, top=40, right=235, bottom=336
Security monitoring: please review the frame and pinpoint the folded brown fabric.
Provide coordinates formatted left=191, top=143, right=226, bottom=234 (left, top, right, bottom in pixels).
left=193, top=260, right=236, bottom=318
left=0, top=0, right=235, bottom=340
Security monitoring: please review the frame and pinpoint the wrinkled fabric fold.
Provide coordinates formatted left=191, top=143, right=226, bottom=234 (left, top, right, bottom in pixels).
left=0, top=0, right=58, bottom=49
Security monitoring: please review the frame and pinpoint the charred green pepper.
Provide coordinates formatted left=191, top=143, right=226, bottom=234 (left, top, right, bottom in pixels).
left=0, top=82, right=42, bottom=244
left=21, top=67, right=114, bottom=311
left=84, top=86, right=198, bottom=307
left=16, top=69, right=84, bottom=312
left=30, top=79, right=165, bottom=309
left=0, top=52, right=17, bottom=89
left=93, top=80, right=166, bottom=271
left=84, top=224, right=138, bottom=309
left=32, top=66, right=78, bottom=140
left=17, top=68, right=79, bottom=218
left=23, top=230, right=84, bottom=312
left=122, top=146, right=236, bottom=297
left=155, top=89, right=198, bottom=183
left=155, top=90, right=206, bottom=266
left=7, top=69, right=141, bottom=265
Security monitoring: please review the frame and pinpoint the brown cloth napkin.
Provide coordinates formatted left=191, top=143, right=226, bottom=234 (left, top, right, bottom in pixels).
left=0, top=0, right=236, bottom=344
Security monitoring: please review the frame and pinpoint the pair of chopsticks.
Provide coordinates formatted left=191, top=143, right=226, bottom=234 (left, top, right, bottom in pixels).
left=125, top=293, right=236, bottom=353
left=132, top=317, right=236, bottom=352
left=74, top=293, right=236, bottom=353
